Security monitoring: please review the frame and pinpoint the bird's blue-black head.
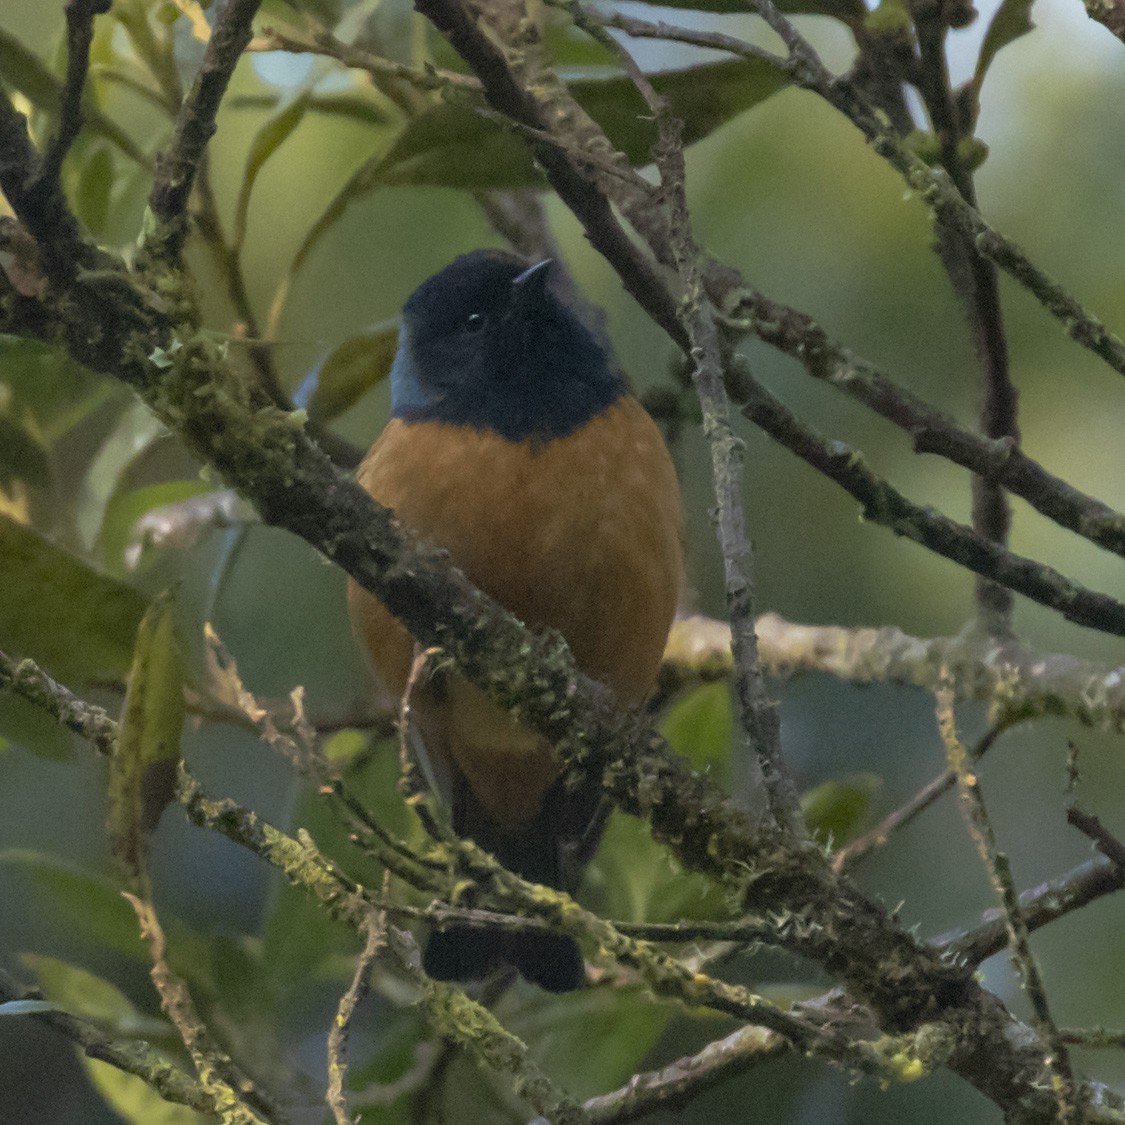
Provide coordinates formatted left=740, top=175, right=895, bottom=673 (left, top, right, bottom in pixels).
left=390, top=250, right=626, bottom=443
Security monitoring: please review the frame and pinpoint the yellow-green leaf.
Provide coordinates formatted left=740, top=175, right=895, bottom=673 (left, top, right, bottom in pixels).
left=301, top=322, right=400, bottom=423
left=109, top=596, right=184, bottom=877
left=800, top=774, right=881, bottom=847
left=0, top=514, right=148, bottom=686
left=22, top=955, right=138, bottom=1024
left=232, top=89, right=313, bottom=252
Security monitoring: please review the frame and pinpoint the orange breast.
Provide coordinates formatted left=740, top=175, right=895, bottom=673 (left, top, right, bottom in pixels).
left=347, top=396, right=683, bottom=827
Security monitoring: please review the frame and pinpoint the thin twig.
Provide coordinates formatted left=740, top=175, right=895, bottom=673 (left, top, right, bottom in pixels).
left=732, top=368, right=1125, bottom=635
left=562, top=0, right=797, bottom=831
left=327, top=912, right=386, bottom=1125
left=1067, top=805, right=1125, bottom=869
left=42, top=0, right=114, bottom=184
left=149, top=0, right=264, bottom=254
left=911, top=0, right=1017, bottom=636
left=935, top=679, right=1079, bottom=1121
left=938, top=856, right=1125, bottom=966
left=582, top=1024, right=787, bottom=1123
left=125, top=892, right=275, bottom=1124
left=750, top=614, right=1125, bottom=733
left=598, top=0, right=1125, bottom=381
left=729, top=291, right=1125, bottom=559
left=833, top=725, right=1003, bottom=871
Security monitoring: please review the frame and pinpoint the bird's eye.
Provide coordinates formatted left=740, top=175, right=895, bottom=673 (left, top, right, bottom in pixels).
left=464, top=312, right=487, bottom=334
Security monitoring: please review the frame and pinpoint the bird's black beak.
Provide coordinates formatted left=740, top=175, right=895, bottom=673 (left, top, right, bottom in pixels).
left=510, top=258, right=553, bottom=316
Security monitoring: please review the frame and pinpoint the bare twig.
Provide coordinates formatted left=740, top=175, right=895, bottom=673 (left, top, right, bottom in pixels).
left=327, top=913, right=386, bottom=1125
left=1067, top=805, right=1125, bottom=869
left=910, top=0, right=1017, bottom=636
left=731, top=368, right=1125, bottom=635
left=938, top=856, right=1125, bottom=966
left=42, top=0, right=114, bottom=184
left=125, top=892, right=275, bottom=1124
left=563, top=0, right=797, bottom=831
left=742, top=0, right=1125, bottom=382
left=727, top=291, right=1125, bottom=559
left=935, top=680, right=1079, bottom=1121
left=751, top=614, right=1125, bottom=733
left=833, top=725, right=1003, bottom=871
left=149, top=0, right=264, bottom=254
left=582, top=1024, right=787, bottom=1122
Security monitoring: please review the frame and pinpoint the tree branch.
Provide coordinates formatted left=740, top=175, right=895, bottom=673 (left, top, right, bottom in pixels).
left=148, top=0, right=263, bottom=259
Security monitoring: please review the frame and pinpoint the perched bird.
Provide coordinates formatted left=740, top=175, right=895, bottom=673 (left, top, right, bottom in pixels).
left=347, top=250, right=683, bottom=991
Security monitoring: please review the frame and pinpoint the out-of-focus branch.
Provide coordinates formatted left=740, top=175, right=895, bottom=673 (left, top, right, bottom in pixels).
left=910, top=0, right=1017, bottom=635
left=1080, top=0, right=1125, bottom=43
left=744, top=614, right=1125, bottom=734
left=728, top=292, right=1125, bottom=559
left=730, top=369, right=1125, bottom=636
left=43, top=0, right=114, bottom=185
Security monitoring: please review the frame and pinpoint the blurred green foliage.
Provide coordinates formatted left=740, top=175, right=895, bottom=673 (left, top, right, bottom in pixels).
left=2, top=0, right=1125, bottom=1122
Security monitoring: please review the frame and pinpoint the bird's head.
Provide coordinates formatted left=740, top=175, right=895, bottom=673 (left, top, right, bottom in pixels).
left=390, top=250, right=624, bottom=442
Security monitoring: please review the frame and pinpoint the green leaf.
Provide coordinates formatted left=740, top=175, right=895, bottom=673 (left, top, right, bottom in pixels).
left=0, top=849, right=144, bottom=957
left=303, top=322, right=400, bottom=423
left=22, top=954, right=139, bottom=1024
left=233, top=89, right=313, bottom=252
left=0, top=416, right=51, bottom=489
left=660, top=681, right=732, bottom=778
left=290, top=56, right=788, bottom=271
left=0, top=335, right=114, bottom=441
left=228, top=91, right=390, bottom=129
left=800, top=774, right=881, bottom=847
left=0, top=29, right=148, bottom=168
left=376, top=57, right=790, bottom=190
left=506, top=986, right=679, bottom=1100
left=74, top=143, right=115, bottom=235
left=0, top=515, right=148, bottom=686
left=0, top=694, right=73, bottom=760
left=969, top=0, right=1036, bottom=111
left=86, top=1061, right=208, bottom=1125
left=589, top=812, right=724, bottom=924
left=109, top=595, right=185, bottom=876
left=0, top=27, right=65, bottom=111
left=18, top=955, right=204, bottom=1122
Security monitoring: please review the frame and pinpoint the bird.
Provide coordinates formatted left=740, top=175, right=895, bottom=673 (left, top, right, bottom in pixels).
left=347, top=249, right=683, bottom=991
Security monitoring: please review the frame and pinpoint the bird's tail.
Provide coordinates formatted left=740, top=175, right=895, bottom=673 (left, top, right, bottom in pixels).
left=422, top=774, right=604, bottom=992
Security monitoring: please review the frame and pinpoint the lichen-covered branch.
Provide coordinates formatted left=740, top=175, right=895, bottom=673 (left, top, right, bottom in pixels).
left=0, top=648, right=118, bottom=757
left=0, top=966, right=221, bottom=1117
left=749, top=614, right=1125, bottom=733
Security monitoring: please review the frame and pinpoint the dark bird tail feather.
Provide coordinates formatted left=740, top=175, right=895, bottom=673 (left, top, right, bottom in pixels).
left=422, top=772, right=605, bottom=992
